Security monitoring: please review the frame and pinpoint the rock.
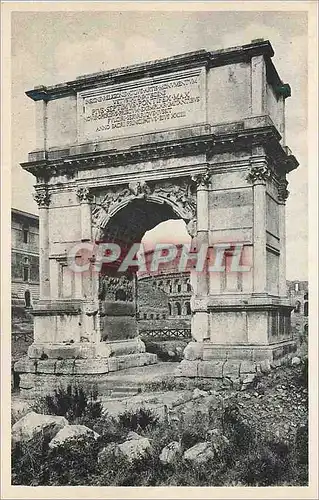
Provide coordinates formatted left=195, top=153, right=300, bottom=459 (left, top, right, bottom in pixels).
left=259, top=359, right=271, bottom=374
left=12, top=412, right=68, bottom=446
left=126, top=431, right=143, bottom=441
left=167, top=350, right=176, bottom=358
left=183, top=442, right=215, bottom=465
left=49, top=424, right=100, bottom=448
left=241, top=373, right=256, bottom=390
left=291, top=356, right=301, bottom=366
left=183, top=342, right=203, bottom=361
left=192, top=388, right=208, bottom=399
left=118, top=436, right=152, bottom=462
left=159, top=441, right=181, bottom=464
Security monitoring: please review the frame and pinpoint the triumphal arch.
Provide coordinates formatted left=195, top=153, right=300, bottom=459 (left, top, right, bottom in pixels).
left=15, top=40, right=299, bottom=396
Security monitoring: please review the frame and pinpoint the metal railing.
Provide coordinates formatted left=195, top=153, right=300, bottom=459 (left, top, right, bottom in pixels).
left=140, top=328, right=191, bottom=340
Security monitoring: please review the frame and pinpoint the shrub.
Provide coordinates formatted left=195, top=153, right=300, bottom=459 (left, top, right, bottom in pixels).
left=118, top=407, right=159, bottom=431
left=32, top=385, right=105, bottom=424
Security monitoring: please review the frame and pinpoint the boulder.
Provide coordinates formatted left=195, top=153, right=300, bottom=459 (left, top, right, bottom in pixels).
left=12, top=412, right=68, bottom=445
left=291, top=356, right=301, bottom=366
left=183, top=442, right=215, bottom=465
left=159, top=441, right=181, bottom=464
left=241, top=373, right=257, bottom=390
left=126, top=431, right=143, bottom=441
left=192, top=388, right=209, bottom=399
left=118, top=436, right=152, bottom=461
left=49, top=424, right=100, bottom=448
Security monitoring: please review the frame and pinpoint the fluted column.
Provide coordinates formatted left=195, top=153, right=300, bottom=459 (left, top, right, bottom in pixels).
left=247, top=161, right=270, bottom=295
left=33, top=187, right=51, bottom=299
left=76, top=187, right=93, bottom=242
left=278, top=179, right=289, bottom=296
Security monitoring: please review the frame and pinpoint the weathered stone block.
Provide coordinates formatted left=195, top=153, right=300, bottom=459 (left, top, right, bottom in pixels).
left=14, top=357, right=37, bottom=374
left=36, top=359, right=58, bottom=374
left=198, top=361, right=224, bottom=378
left=19, top=373, right=36, bottom=390
left=174, top=360, right=199, bottom=378
left=74, top=359, right=109, bottom=375
left=239, top=360, right=256, bottom=376
left=223, top=360, right=240, bottom=379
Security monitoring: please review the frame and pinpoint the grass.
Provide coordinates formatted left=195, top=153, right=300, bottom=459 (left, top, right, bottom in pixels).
left=12, top=369, right=308, bottom=487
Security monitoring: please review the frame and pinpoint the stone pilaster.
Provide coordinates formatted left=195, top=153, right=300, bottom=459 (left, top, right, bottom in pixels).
left=247, top=160, right=270, bottom=295
left=33, top=187, right=51, bottom=299
left=190, top=170, right=211, bottom=341
left=278, top=179, right=289, bottom=297
left=76, top=187, right=93, bottom=242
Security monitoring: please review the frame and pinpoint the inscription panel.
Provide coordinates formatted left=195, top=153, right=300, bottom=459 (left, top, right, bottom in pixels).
left=78, top=68, right=205, bottom=141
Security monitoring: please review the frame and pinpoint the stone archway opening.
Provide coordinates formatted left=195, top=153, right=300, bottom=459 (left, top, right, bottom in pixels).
left=96, top=196, right=192, bottom=343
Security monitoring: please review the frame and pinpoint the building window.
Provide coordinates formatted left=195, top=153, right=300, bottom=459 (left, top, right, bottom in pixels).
left=23, top=229, right=29, bottom=244
left=294, top=282, right=299, bottom=292
left=175, top=302, right=181, bottom=316
left=23, top=265, right=29, bottom=282
left=24, top=290, right=31, bottom=307
left=177, top=283, right=182, bottom=292
left=168, top=303, right=172, bottom=315
left=185, top=301, right=191, bottom=315
left=304, top=299, right=308, bottom=317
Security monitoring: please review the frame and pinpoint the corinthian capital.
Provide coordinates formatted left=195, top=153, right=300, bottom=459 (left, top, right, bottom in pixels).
left=192, top=170, right=211, bottom=188
left=77, top=187, right=93, bottom=203
left=247, top=164, right=271, bottom=185
left=278, top=179, right=289, bottom=203
left=33, top=188, right=50, bottom=207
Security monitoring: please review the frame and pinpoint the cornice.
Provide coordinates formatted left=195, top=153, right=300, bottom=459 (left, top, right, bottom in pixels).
left=21, top=124, right=298, bottom=183
left=26, top=40, right=282, bottom=102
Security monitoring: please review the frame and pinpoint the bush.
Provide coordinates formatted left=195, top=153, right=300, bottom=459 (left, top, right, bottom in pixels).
left=32, top=385, right=105, bottom=424
left=118, top=407, right=159, bottom=431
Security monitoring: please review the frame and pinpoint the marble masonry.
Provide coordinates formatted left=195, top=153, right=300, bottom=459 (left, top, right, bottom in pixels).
left=14, top=40, right=299, bottom=395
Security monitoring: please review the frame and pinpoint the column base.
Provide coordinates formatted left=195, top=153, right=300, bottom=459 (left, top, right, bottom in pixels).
left=175, top=339, right=297, bottom=378
left=14, top=352, right=157, bottom=399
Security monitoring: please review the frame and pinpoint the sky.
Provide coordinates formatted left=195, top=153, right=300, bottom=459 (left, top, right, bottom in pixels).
left=11, top=9, right=308, bottom=279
